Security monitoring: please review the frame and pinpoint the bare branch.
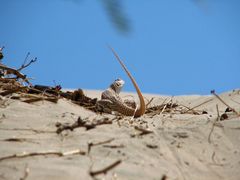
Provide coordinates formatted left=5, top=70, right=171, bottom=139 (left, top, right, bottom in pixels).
left=182, top=98, right=213, bottom=114
left=208, top=104, right=220, bottom=143
left=211, top=90, right=239, bottom=116
left=18, top=57, right=37, bottom=72
left=0, top=149, right=85, bottom=162
left=88, top=138, right=115, bottom=154
left=0, top=64, right=30, bottom=84
left=89, top=160, right=122, bottom=177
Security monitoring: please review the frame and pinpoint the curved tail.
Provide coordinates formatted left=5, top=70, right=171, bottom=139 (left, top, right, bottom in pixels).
left=109, top=46, right=145, bottom=117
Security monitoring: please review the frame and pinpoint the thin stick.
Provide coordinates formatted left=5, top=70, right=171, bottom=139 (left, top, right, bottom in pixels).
left=211, top=90, right=239, bottom=116
left=178, top=103, right=200, bottom=115
left=88, top=138, right=115, bottom=154
left=160, top=98, right=174, bottom=125
left=22, top=96, right=58, bottom=103
left=18, top=57, right=37, bottom=71
left=28, top=87, right=59, bottom=98
left=159, top=97, right=172, bottom=115
left=56, top=117, right=113, bottom=134
left=208, top=104, right=220, bottom=143
left=183, top=98, right=213, bottom=113
left=89, top=160, right=122, bottom=177
left=89, top=138, right=115, bottom=147
left=22, top=52, right=30, bottom=67
left=103, top=144, right=125, bottom=149
left=230, top=98, right=240, bottom=105
left=131, top=104, right=138, bottom=120
left=216, top=104, right=220, bottom=121
left=0, top=127, right=55, bottom=134
left=160, top=103, right=168, bottom=116
left=146, top=97, right=154, bottom=108
left=3, top=137, right=30, bottom=143
left=0, top=149, right=85, bottom=162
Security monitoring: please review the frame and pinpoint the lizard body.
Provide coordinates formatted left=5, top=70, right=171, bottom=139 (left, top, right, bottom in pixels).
left=97, top=47, right=145, bottom=117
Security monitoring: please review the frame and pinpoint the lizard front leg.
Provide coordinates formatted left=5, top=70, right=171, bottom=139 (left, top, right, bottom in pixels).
left=96, top=99, right=114, bottom=114
left=124, top=99, right=136, bottom=109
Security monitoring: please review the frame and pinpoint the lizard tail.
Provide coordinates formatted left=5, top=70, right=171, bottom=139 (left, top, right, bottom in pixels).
left=109, top=46, right=145, bottom=117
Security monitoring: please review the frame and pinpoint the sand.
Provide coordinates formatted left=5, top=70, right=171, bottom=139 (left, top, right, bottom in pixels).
left=0, top=89, right=240, bottom=180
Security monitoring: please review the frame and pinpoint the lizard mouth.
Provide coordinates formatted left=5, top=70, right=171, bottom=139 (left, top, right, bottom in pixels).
left=115, top=78, right=125, bottom=87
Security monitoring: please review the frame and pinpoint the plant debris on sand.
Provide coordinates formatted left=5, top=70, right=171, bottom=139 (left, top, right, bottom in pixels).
left=1, top=47, right=240, bottom=180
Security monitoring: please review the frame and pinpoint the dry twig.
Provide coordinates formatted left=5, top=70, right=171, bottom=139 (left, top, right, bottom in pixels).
left=89, top=160, right=122, bottom=177
left=3, top=138, right=29, bottom=142
left=22, top=93, right=58, bottom=103
left=18, top=57, right=37, bottom=72
left=103, top=144, right=125, bottom=149
left=146, top=97, right=154, bottom=108
left=0, top=64, right=30, bottom=84
left=0, top=149, right=85, bottom=162
left=211, top=90, right=239, bottom=116
left=0, top=127, right=55, bottom=134
left=182, top=98, right=213, bottom=114
left=208, top=104, right=220, bottom=143
left=56, top=116, right=113, bottom=134
left=88, top=138, right=115, bottom=154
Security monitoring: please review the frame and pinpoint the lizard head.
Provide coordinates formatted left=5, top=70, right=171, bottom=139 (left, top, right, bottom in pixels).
left=110, top=78, right=125, bottom=94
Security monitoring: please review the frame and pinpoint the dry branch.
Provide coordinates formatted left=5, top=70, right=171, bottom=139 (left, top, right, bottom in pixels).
left=88, top=138, right=115, bottom=154
left=56, top=116, right=113, bottom=134
left=146, top=97, right=154, bottom=108
left=0, top=87, right=26, bottom=96
left=0, top=149, right=85, bottom=162
left=144, top=96, right=200, bottom=118
left=3, top=138, right=28, bottom=142
left=89, top=160, right=122, bottom=177
left=0, top=53, right=101, bottom=114
left=208, top=105, right=220, bottom=143
left=22, top=94, right=58, bottom=103
left=182, top=98, right=213, bottom=114
left=0, top=63, right=30, bottom=84
left=103, top=144, right=125, bottom=149
left=18, top=57, right=37, bottom=71
left=0, top=63, right=99, bottom=113
left=0, top=127, right=55, bottom=134
left=211, top=90, right=239, bottom=116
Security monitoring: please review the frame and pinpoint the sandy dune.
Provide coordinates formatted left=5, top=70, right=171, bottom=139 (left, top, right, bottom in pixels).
left=0, top=89, right=240, bottom=180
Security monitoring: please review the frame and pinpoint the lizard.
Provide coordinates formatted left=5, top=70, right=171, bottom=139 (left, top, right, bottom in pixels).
left=96, top=47, right=145, bottom=117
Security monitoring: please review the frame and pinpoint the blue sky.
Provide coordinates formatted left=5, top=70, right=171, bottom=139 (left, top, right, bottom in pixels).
left=1, top=0, right=239, bottom=95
